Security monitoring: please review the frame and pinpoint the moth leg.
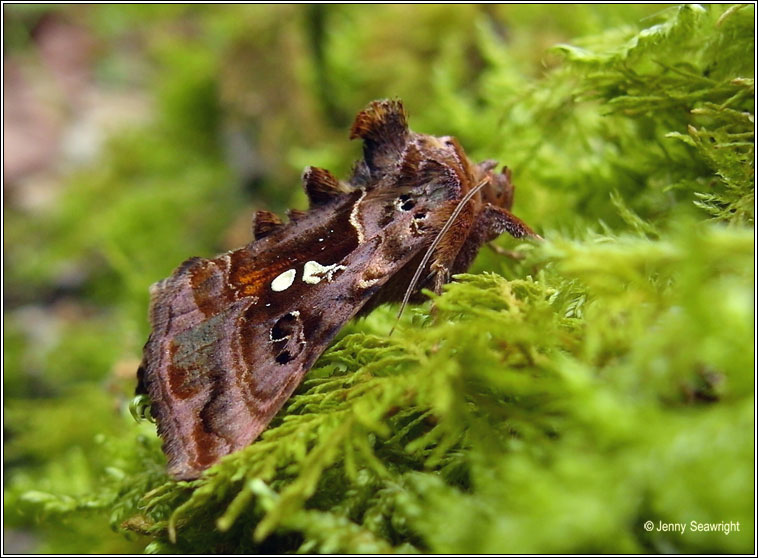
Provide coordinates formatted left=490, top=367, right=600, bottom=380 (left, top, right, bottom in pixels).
left=481, top=204, right=539, bottom=240
left=428, top=203, right=475, bottom=295
left=486, top=243, right=526, bottom=260
left=451, top=204, right=540, bottom=275
left=427, top=198, right=537, bottom=294
left=430, top=261, right=451, bottom=294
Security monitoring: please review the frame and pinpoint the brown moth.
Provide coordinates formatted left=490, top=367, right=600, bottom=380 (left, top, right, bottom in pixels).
left=137, top=99, right=536, bottom=480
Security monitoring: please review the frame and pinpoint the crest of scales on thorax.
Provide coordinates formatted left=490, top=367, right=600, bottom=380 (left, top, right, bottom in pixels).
left=137, top=99, right=537, bottom=480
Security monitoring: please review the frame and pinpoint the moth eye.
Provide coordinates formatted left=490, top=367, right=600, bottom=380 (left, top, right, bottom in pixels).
left=396, top=194, right=416, bottom=211
left=271, top=312, right=299, bottom=341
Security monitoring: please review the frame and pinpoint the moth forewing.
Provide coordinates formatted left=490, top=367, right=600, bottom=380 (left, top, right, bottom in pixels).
left=137, top=99, right=536, bottom=479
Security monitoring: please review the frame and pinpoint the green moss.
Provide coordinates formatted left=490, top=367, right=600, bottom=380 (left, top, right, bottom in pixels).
left=4, top=4, right=753, bottom=553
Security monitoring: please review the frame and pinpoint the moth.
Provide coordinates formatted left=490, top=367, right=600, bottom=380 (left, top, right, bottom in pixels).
left=137, top=99, right=536, bottom=480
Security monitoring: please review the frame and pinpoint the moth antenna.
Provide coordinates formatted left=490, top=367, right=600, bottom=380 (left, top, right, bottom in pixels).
left=302, top=166, right=348, bottom=206
left=390, top=178, right=491, bottom=336
left=286, top=208, right=308, bottom=222
left=253, top=210, right=284, bottom=240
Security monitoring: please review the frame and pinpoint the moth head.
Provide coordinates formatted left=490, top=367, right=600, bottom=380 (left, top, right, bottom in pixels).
left=431, top=138, right=516, bottom=212
left=474, top=161, right=515, bottom=211
left=397, top=133, right=515, bottom=211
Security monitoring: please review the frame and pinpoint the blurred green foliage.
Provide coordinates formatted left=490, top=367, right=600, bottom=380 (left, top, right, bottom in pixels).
left=3, top=4, right=754, bottom=554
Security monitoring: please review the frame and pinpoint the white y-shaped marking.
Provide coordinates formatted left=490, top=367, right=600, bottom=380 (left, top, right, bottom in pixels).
left=302, top=260, right=346, bottom=284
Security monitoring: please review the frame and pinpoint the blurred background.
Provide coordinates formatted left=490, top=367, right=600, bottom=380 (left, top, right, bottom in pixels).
left=4, top=4, right=752, bottom=553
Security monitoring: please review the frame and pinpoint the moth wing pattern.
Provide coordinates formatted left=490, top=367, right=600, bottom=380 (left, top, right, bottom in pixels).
left=138, top=236, right=391, bottom=480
